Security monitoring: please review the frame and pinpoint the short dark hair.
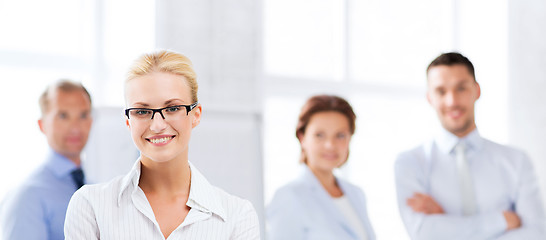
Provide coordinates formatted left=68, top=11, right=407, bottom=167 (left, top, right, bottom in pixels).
left=427, top=52, right=476, bottom=82
left=39, top=80, right=92, bottom=116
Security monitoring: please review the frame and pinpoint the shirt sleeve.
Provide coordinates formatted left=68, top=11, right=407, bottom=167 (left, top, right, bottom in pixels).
left=64, top=187, right=100, bottom=239
left=266, top=187, right=306, bottom=240
left=0, top=187, right=48, bottom=240
left=230, top=199, right=261, bottom=240
left=394, top=150, right=507, bottom=240
left=496, top=153, right=546, bottom=239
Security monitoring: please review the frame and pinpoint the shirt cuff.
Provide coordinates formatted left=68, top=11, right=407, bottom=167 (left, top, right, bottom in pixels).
left=479, top=212, right=506, bottom=237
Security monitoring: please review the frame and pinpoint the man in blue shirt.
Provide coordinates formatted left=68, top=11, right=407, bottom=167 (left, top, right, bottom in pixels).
left=0, top=80, right=93, bottom=239
left=395, top=52, right=546, bottom=239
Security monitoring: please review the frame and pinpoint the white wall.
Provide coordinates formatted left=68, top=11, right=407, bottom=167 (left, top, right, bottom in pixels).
left=155, top=0, right=265, bottom=235
left=507, top=0, right=546, bottom=208
left=83, top=107, right=139, bottom=184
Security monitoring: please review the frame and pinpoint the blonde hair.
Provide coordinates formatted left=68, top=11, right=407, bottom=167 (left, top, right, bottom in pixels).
left=127, top=50, right=198, bottom=102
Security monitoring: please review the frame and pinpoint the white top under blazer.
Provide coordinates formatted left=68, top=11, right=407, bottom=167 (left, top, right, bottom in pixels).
left=267, top=165, right=375, bottom=240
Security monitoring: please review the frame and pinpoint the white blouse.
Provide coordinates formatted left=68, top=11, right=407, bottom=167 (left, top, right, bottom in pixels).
left=64, top=159, right=260, bottom=240
left=332, top=196, right=369, bottom=240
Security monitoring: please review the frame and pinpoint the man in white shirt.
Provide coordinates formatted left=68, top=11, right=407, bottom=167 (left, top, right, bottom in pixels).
left=395, top=52, right=546, bottom=239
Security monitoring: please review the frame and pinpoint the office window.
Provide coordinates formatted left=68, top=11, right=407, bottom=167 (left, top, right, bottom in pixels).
left=0, top=0, right=90, bottom=57
left=0, top=0, right=154, bottom=201
left=349, top=0, right=453, bottom=86
left=264, top=0, right=345, bottom=81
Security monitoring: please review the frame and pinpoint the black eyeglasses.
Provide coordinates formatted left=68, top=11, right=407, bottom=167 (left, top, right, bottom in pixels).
left=125, top=102, right=198, bottom=120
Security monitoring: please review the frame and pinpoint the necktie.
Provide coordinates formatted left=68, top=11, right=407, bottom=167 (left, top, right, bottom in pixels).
left=455, top=142, right=476, bottom=216
left=71, top=168, right=85, bottom=190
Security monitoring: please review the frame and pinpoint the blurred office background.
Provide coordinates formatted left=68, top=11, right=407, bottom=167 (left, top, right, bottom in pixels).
left=1, top=0, right=545, bottom=239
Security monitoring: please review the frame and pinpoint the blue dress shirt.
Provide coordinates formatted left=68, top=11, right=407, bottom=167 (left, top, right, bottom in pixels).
left=395, top=129, right=546, bottom=240
left=267, top=165, right=376, bottom=240
left=0, top=150, right=82, bottom=240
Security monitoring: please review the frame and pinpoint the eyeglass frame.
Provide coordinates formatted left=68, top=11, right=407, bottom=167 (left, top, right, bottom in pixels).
left=124, top=102, right=199, bottom=120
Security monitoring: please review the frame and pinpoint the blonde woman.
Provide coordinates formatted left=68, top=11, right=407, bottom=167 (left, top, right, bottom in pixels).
left=64, top=51, right=260, bottom=239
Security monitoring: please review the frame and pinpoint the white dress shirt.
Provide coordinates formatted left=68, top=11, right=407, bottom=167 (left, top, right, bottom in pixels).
left=395, top=129, right=546, bottom=240
left=64, top=159, right=260, bottom=240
